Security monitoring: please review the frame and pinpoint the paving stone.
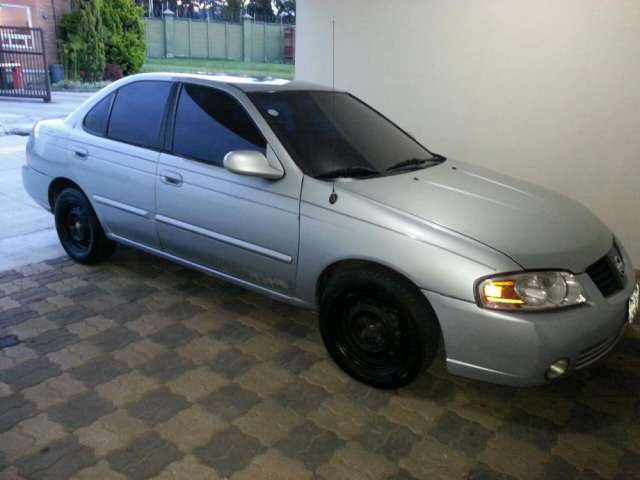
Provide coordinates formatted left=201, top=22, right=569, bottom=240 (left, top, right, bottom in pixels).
left=139, top=352, right=196, bottom=382
left=0, top=357, right=62, bottom=391
left=75, top=409, right=148, bottom=457
left=7, top=317, right=57, bottom=341
left=22, top=373, right=87, bottom=410
left=467, top=463, right=517, bottom=480
left=272, top=346, right=320, bottom=374
left=66, top=316, right=117, bottom=340
left=340, top=379, right=392, bottom=411
left=0, top=382, right=12, bottom=398
left=200, top=383, right=261, bottom=421
left=356, top=415, right=420, bottom=462
left=317, top=441, right=398, bottom=480
left=69, top=355, right=129, bottom=388
left=159, top=301, right=205, bottom=322
left=126, top=314, right=177, bottom=337
left=208, top=348, right=258, bottom=379
left=430, top=411, right=494, bottom=458
left=15, top=436, right=95, bottom=480
left=24, top=329, right=79, bottom=356
left=44, top=306, right=88, bottom=327
left=154, top=455, right=221, bottom=480
left=0, top=307, right=39, bottom=328
left=0, top=345, right=38, bottom=371
left=309, top=395, right=375, bottom=441
left=127, top=387, right=191, bottom=427
left=96, top=370, right=159, bottom=407
left=272, top=318, right=314, bottom=340
left=566, top=404, right=628, bottom=448
left=212, top=320, right=257, bottom=346
left=107, top=431, right=182, bottom=480
left=46, top=341, right=102, bottom=371
left=0, top=394, right=37, bottom=432
left=232, top=448, right=312, bottom=480
left=500, top=409, right=560, bottom=451
left=236, top=363, right=293, bottom=398
left=48, top=391, right=115, bottom=432
left=237, top=332, right=289, bottom=361
left=151, top=324, right=199, bottom=349
left=478, top=432, right=550, bottom=480
left=275, top=421, right=344, bottom=471
left=551, top=432, right=622, bottom=479
left=167, top=366, right=229, bottom=402
left=156, top=405, right=228, bottom=452
left=101, top=302, right=149, bottom=324
left=273, top=378, right=331, bottom=415
left=87, top=325, right=142, bottom=352
left=301, top=359, right=350, bottom=394
left=71, top=460, right=127, bottom=480
left=0, top=413, right=66, bottom=464
left=194, top=426, right=265, bottom=478
left=181, top=313, right=224, bottom=335
left=112, top=339, right=167, bottom=368
left=176, top=335, right=228, bottom=365
left=380, top=394, right=447, bottom=437
left=400, top=436, right=471, bottom=480
left=617, top=450, right=640, bottom=480
left=233, top=400, right=304, bottom=446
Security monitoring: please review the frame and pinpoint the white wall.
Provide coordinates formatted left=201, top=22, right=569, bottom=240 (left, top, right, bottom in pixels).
left=296, top=0, right=640, bottom=265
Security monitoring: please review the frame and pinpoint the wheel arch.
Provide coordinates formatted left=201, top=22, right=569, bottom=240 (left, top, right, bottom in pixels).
left=48, top=177, right=84, bottom=210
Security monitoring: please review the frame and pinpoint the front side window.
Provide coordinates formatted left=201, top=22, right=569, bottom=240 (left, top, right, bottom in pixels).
left=83, top=93, right=114, bottom=137
left=172, top=84, right=266, bottom=167
left=249, top=91, right=441, bottom=178
left=108, top=81, right=173, bottom=149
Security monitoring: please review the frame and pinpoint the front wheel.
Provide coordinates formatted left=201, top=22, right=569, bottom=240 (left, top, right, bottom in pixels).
left=319, top=266, right=440, bottom=389
left=54, top=188, right=115, bottom=264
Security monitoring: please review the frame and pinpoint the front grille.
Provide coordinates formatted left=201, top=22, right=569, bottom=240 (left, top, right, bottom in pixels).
left=586, top=253, right=624, bottom=297
left=576, top=323, right=625, bottom=369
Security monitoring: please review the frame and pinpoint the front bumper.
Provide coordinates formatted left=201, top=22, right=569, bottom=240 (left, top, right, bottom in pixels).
left=424, top=272, right=637, bottom=387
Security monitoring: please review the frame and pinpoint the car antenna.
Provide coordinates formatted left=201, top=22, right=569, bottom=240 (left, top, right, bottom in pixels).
left=329, top=18, right=338, bottom=205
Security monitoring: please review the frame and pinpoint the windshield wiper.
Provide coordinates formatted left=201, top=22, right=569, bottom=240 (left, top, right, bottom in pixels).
left=315, top=166, right=380, bottom=180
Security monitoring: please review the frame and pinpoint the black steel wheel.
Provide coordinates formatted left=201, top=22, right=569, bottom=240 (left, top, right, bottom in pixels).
left=320, top=265, right=440, bottom=389
left=54, top=188, right=115, bottom=264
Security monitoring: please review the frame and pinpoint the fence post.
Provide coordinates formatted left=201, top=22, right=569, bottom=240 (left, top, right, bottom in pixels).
left=242, top=14, right=252, bottom=63
left=163, top=9, right=175, bottom=58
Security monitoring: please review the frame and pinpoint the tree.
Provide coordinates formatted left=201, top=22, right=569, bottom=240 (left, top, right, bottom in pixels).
left=102, top=0, right=146, bottom=75
left=275, top=0, right=295, bottom=17
left=246, top=0, right=274, bottom=18
left=59, top=0, right=105, bottom=81
left=222, top=0, right=244, bottom=20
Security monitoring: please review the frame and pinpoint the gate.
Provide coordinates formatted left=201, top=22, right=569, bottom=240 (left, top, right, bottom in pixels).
left=0, top=26, right=51, bottom=102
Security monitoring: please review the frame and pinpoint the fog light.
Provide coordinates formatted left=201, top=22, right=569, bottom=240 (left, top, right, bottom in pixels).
left=545, top=359, right=569, bottom=380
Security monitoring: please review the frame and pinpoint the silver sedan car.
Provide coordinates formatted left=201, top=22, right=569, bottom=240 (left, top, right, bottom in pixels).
left=23, top=73, right=639, bottom=389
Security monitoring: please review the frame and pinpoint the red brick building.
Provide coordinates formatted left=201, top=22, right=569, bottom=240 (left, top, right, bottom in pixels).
left=0, top=1, right=71, bottom=65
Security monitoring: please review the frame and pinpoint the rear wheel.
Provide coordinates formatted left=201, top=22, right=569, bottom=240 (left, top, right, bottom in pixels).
left=54, top=188, right=115, bottom=264
left=319, top=266, right=440, bottom=389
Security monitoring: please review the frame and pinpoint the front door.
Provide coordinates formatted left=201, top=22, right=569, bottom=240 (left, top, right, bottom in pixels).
left=155, top=83, right=301, bottom=295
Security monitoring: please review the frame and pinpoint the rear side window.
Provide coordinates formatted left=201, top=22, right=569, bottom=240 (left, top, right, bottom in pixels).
left=83, top=93, right=114, bottom=136
left=172, top=84, right=266, bottom=167
left=108, top=81, right=173, bottom=149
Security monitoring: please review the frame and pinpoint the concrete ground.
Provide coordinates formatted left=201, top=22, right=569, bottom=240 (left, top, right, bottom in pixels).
left=1, top=94, right=639, bottom=479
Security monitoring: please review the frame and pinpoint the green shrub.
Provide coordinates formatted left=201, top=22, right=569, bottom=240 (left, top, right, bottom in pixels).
left=59, top=0, right=106, bottom=82
left=101, top=0, right=146, bottom=76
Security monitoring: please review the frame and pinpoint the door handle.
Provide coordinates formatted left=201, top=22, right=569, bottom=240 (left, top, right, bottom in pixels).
left=160, top=171, right=183, bottom=187
left=73, top=148, right=88, bottom=159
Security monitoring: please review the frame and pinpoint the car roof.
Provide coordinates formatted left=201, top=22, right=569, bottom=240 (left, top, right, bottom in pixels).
left=128, top=72, right=339, bottom=93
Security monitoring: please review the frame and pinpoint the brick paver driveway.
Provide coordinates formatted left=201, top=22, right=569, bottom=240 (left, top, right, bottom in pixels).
left=0, top=248, right=638, bottom=480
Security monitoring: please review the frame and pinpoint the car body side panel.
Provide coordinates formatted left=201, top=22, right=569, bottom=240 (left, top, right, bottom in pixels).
left=297, top=176, right=522, bottom=305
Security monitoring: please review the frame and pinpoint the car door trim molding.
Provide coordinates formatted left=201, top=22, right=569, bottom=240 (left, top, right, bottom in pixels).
left=107, top=233, right=307, bottom=306
left=93, top=195, right=149, bottom=218
left=155, top=214, right=293, bottom=264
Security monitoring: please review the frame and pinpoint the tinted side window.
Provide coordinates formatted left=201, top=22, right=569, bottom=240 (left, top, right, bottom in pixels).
left=173, top=84, right=266, bottom=167
left=83, top=93, right=114, bottom=136
left=108, top=81, right=173, bottom=149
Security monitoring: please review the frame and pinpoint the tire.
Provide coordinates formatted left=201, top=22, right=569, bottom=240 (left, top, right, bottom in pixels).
left=54, top=188, right=115, bottom=264
left=319, top=266, right=440, bottom=389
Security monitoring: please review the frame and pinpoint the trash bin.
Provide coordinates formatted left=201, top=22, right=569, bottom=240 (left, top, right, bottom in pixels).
left=50, top=64, right=64, bottom=84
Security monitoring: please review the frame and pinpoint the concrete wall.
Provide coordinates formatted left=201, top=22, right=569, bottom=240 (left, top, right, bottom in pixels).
left=296, top=0, right=640, bottom=265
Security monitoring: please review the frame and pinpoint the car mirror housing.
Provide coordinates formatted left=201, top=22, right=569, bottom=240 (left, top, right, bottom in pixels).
left=223, top=150, right=284, bottom=180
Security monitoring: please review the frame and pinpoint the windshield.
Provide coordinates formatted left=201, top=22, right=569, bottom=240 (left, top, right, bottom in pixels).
left=248, top=91, right=441, bottom=179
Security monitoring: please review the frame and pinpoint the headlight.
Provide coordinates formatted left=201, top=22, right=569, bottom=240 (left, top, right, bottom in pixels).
left=477, top=271, right=587, bottom=311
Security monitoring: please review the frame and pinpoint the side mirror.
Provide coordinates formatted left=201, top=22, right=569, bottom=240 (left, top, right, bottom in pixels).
left=223, top=150, right=284, bottom=180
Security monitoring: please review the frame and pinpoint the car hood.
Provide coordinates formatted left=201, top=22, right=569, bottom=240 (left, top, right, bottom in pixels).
left=337, top=160, right=612, bottom=272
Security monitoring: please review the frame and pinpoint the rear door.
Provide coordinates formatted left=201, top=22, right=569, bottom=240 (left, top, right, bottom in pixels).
left=155, top=83, right=301, bottom=296
left=68, top=80, right=174, bottom=249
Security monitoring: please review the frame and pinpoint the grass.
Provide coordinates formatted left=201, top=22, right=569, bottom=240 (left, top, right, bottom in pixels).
left=142, top=57, right=295, bottom=79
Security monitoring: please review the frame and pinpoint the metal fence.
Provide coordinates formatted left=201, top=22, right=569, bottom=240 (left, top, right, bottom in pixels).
left=0, top=26, right=51, bottom=102
left=145, top=16, right=295, bottom=64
